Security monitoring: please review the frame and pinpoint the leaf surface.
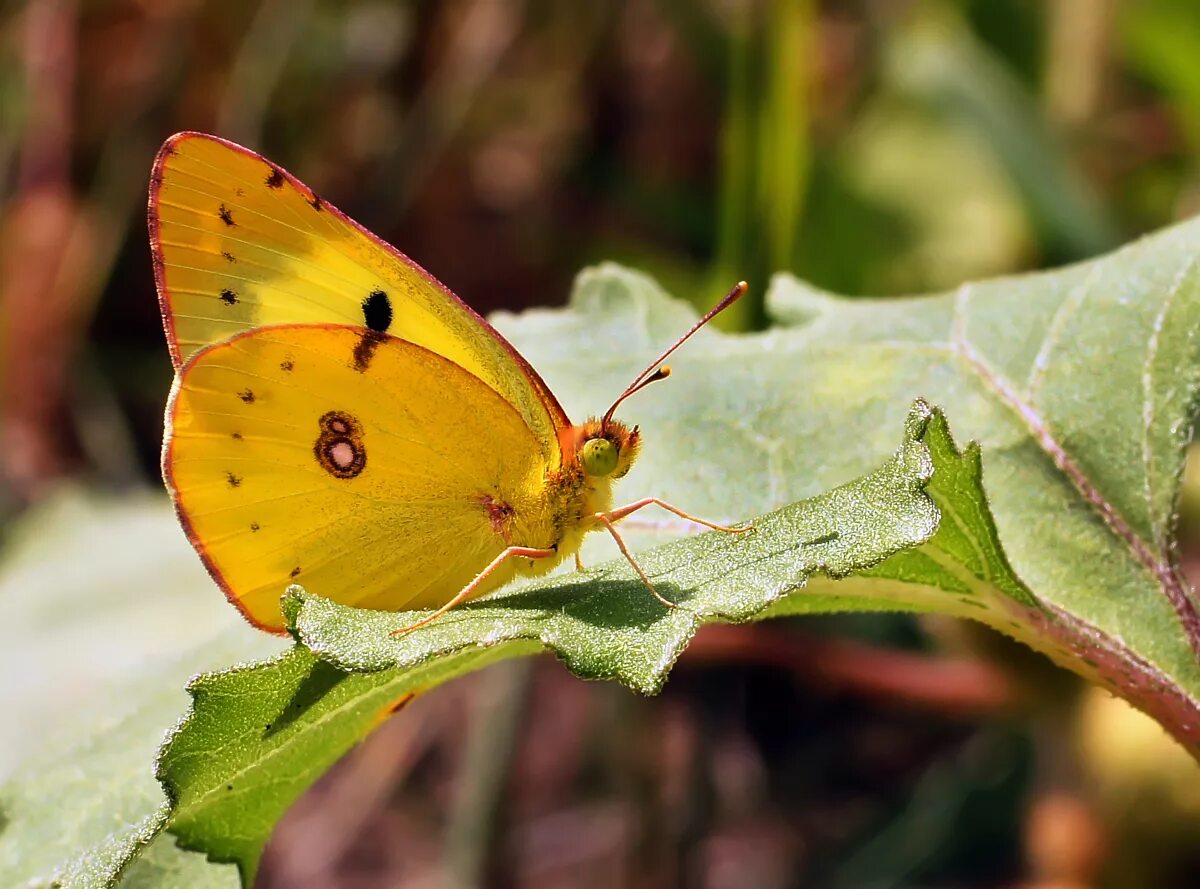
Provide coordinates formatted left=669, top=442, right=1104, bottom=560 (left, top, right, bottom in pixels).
left=10, top=216, right=1200, bottom=885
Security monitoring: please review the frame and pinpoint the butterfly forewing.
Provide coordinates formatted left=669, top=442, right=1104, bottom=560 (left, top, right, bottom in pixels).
left=151, top=132, right=567, bottom=464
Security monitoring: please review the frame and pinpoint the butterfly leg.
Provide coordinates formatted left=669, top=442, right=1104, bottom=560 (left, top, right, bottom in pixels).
left=592, top=499, right=752, bottom=609
left=574, top=552, right=586, bottom=572
left=390, top=545, right=556, bottom=635
left=594, top=514, right=677, bottom=608
left=604, top=497, right=752, bottom=533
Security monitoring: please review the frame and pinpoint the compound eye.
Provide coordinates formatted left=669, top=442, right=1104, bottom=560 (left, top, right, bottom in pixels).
left=581, top=438, right=619, bottom=477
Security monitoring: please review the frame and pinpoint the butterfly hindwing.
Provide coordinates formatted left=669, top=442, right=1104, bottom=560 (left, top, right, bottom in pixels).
left=165, top=324, right=551, bottom=631
left=150, top=132, right=567, bottom=463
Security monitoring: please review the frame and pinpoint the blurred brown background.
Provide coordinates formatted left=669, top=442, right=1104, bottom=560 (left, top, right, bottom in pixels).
left=5, top=1, right=1200, bottom=886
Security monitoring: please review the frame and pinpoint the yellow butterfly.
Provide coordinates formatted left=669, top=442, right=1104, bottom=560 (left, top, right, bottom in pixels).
left=151, top=132, right=748, bottom=634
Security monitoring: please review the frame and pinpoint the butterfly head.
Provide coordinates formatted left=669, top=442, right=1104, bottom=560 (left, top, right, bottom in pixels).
left=570, top=418, right=642, bottom=479
left=565, top=281, right=748, bottom=480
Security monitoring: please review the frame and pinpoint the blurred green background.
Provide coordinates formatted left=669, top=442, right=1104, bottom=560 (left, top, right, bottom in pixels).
left=5, top=1, right=1200, bottom=886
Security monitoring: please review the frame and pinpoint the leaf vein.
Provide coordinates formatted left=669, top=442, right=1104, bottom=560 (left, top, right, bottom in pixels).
left=950, top=291, right=1200, bottom=658
left=1140, top=254, right=1198, bottom=549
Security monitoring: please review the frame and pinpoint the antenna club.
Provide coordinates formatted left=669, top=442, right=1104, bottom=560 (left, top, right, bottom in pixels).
left=601, top=280, right=746, bottom=425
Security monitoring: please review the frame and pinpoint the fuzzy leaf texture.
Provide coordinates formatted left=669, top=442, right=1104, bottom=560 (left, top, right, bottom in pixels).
left=7, top=216, right=1200, bottom=886
left=159, top=400, right=942, bottom=886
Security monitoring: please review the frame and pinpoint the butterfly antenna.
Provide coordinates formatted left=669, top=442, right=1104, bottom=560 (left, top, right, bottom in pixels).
left=602, top=281, right=748, bottom=426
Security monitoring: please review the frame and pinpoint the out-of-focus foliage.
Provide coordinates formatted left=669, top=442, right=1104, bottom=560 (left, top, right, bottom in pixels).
left=7, top=0, right=1200, bottom=502
left=6, top=1, right=1200, bottom=887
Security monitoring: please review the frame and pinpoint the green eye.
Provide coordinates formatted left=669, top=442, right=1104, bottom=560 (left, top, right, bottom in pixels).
left=581, top=438, right=619, bottom=476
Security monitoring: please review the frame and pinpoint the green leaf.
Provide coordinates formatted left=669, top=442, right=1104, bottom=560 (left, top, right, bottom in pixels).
left=16, top=209, right=1200, bottom=885
left=440, top=239, right=1200, bottom=750
left=159, top=215, right=1200, bottom=881
left=0, top=492, right=272, bottom=888
left=762, top=223, right=1200, bottom=734
left=157, top=644, right=533, bottom=887
left=286, top=401, right=938, bottom=686
left=158, top=399, right=943, bottom=883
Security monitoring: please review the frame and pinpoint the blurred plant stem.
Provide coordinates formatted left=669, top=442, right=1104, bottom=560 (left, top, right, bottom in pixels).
left=217, top=0, right=317, bottom=147
left=827, top=730, right=1028, bottom=888
left=712, top=0, right=813, bottom=329
left=757, top=0, right=808, bottom=285
left=444, top=658, right=535, bottom=888
left=380, top=0, right=525, bottom=222
left=1044, top=0, right=1114, bottom=129
left=262, top=691, right=443, bottom=885
left=687, top=624, right=1023, bottom=718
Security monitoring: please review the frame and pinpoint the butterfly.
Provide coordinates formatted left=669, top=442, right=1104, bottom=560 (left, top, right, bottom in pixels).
left=151, top=132, right=749, bottom=634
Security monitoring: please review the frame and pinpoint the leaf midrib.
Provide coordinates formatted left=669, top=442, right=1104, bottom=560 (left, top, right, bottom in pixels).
left=779, top=278, right=1199, bottom=655
left=948, top=281, right=1200, bottom=657
left=171, top=647, right=502, bottom=825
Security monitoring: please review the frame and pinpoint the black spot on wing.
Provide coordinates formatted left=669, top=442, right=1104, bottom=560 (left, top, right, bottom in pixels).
left=362, top=290, right=393, bottom=332
left=222, top=251, right=237, bottom=263
left=218, top=204, right=235, bottom=226
left=226, top=472, right=242, bottom=488
left=220, top=288, right=238, bottom=305
left=290, top=566, right=301, bottom=578
left=280, top=358, right=294, bottom=372
left=351, top=290, right=394, bottom=371
left=250, top=522, right=260, bottom=532
left=308, top=194, right=323, bottom=211
left=239, top=389, right=255, bottom=403
left=265, top=167, right=284, bottom=189
left=352, top=330, right=386, bottom=372
left=231, top=432, right=243, bottom=440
